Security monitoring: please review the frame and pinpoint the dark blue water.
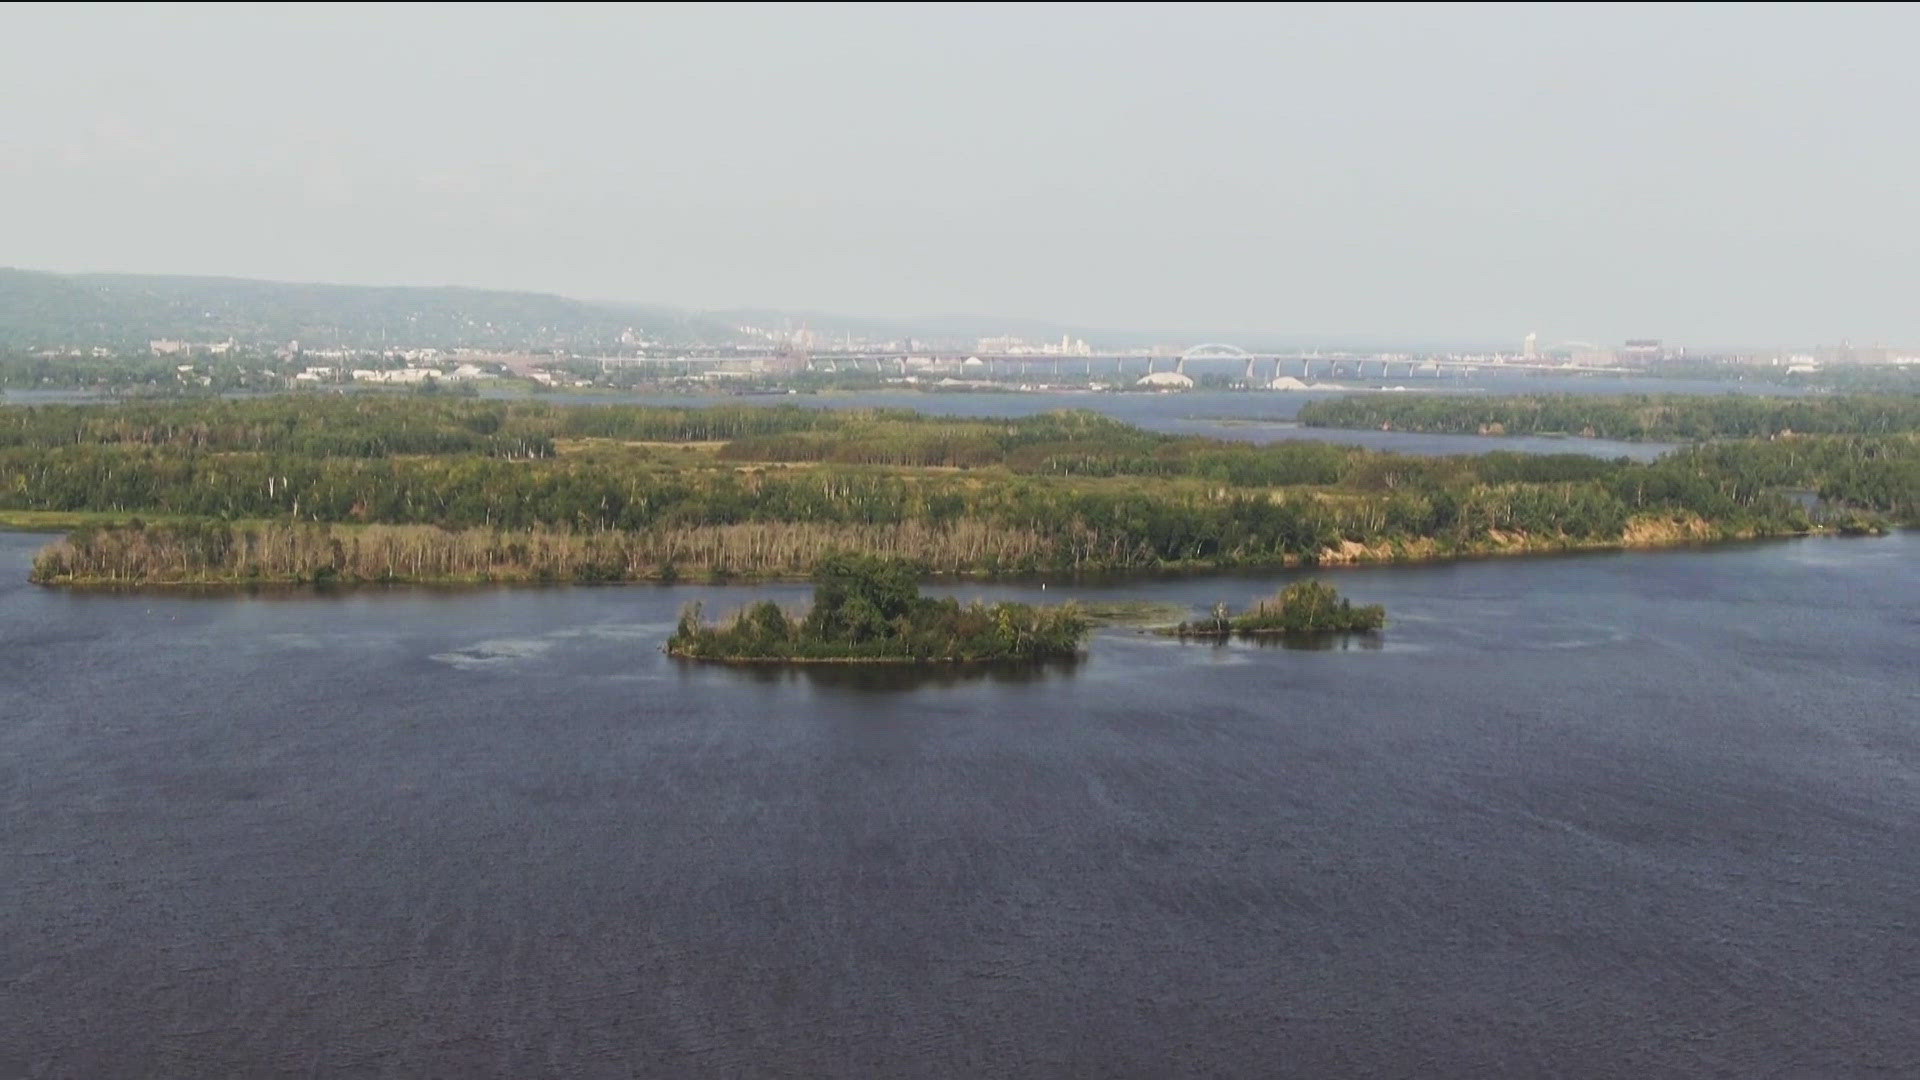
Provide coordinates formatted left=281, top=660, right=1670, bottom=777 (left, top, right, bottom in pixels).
left=2, top=530, right=1916, bottom=1077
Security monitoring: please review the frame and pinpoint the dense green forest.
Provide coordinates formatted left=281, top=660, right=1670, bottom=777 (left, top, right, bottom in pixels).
left=1298, top=393, right=1920, bottom=441
left=11, top=397, right=1913, bottom=586
left=1171, top=580, right=1386, bottom=638
left=0, top=351, right=291, bottom=392
left=667, top=553, right=1089, bottom=662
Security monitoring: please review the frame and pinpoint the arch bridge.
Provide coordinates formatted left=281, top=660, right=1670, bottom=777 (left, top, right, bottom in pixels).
left=1179, top=343, right=1252, bottom=362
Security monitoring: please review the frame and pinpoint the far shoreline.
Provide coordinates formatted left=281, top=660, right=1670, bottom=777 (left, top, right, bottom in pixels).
left=663, top=649, right=1081, bottom=666
left=20, top=526, right=1900, bottom=595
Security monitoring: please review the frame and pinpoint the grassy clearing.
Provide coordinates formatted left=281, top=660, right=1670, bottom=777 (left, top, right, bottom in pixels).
left=1073, top=599, right=1190, bottom=628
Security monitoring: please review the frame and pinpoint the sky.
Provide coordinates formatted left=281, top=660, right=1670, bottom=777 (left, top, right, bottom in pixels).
left=3, top=2, right=1917, bottom=346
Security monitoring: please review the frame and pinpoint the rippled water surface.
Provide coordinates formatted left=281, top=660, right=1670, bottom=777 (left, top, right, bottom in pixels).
left=3, top=531, right=1916, bottom=1077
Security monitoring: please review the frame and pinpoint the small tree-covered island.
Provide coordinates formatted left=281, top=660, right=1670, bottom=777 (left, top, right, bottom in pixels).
left=667, top=553, right=1090, bottom=664
left=1169, top=580, right=1387, bottom=639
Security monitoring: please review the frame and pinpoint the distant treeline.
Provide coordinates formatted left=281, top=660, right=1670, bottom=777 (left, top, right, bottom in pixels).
left=11, top=397, right=1916, bottom=586
left=31, top=520, right=1069, bottom=585
left=1297, top=394, right=1920, bottom=441
left=0, top=352, right=288, bottom=392
left=0, top=397, right=849, bottom=456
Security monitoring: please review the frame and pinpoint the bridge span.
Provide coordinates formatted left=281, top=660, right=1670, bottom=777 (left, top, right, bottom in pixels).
left=602, top=349, right=1640, bottom=380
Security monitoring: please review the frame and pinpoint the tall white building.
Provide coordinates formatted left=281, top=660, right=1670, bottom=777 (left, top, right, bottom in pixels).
left=1523, top=332, right=1539, bottom=360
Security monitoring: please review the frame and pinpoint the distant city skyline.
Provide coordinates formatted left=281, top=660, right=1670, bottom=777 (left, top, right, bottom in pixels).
left=5, top=4, right=1919, bottom=346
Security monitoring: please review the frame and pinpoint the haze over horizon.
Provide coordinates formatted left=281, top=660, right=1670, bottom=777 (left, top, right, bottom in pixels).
left=5, top=3, right=1918, bottom=347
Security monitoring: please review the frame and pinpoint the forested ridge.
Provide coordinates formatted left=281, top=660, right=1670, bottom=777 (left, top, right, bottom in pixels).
left=1298, top=393, right=1920, bottom=441
left=0, top=268, right=722, bottom=348
left=8, top=397, right=1911, bottom=586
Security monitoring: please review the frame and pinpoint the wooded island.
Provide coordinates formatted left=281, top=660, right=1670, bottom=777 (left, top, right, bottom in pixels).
left=5, top=395, right=1911, bottom=587
left=667, top=554, right=1089, bottom=663
left=1170, top=580, right=1387, bottom=639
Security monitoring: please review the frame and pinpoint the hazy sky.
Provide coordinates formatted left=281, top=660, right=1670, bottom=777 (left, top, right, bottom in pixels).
left=4, top=3, right=1917, bottom=345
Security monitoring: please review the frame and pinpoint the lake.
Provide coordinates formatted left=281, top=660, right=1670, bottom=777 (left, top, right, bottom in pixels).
left=7, top=373, right=1804, bottom=459
left=506, top=384, right=1688, bottom=459
left=3, top=529, right=1915, bottom=1077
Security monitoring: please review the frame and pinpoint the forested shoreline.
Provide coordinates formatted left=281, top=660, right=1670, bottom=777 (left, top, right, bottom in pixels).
left=1298, top=393, right=1920, bottom=441
left=8, top=397, right=1912, bottom=587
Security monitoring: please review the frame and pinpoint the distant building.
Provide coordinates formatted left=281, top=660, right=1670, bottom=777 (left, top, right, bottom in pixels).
left=1523, top=332, right=1539, bottom=360
left=1622, top=339, right=1663, bottom=359
left=351, top=368, right=442, bottom=384
left=150, top=338, right=236, bottom=357
left=976, top=335, right=1093, bottom=357
left=1137, top=357, right=1194, bottom=389
left=1137, top=370, right=1194, bottom=389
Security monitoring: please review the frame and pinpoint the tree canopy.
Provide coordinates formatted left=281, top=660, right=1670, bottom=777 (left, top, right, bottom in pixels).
left=668, top=554, right=1089, bottom=663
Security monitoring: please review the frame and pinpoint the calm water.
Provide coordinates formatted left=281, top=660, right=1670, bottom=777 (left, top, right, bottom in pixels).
left=507, top=385, right=1685, bottom=459
left=8, top=375, right=1798, bottom=458
left=2, top=530, right=1916, bottom=1077
left=489, top=371, right=1814, bottom=459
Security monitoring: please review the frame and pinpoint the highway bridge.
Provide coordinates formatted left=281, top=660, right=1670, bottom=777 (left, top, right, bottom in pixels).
left=603, top=343, right=1641, bottom=380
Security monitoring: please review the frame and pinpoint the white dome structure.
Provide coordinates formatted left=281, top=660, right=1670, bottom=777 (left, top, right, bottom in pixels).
left=1136, top=356, right=1194, bottom=389
left=1137, top=370, right=1195, bottom=389
left=1267, top=375, right=1309, bottom=391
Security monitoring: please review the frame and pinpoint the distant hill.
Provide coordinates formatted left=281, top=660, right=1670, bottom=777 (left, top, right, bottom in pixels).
left=703, top=307, right=1094, bottom=348
left=0, top=269, right=1141, bottom=352
left=0, top=267, right=1402, bottom=354
left=0, top=269, right=733, bottom=349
